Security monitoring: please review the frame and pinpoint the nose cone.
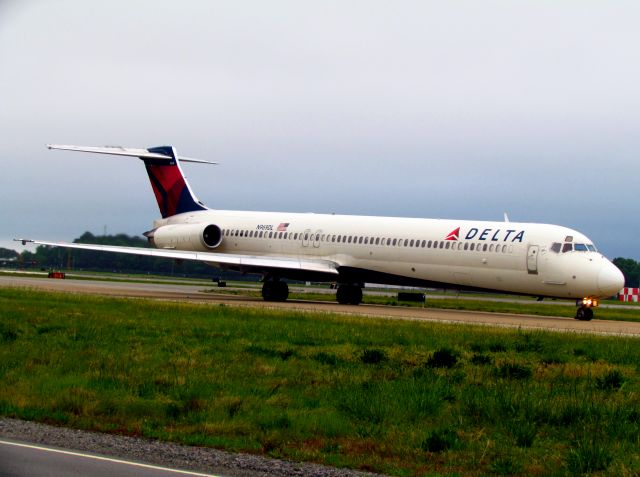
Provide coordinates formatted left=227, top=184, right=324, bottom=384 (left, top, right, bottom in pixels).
left=598, top=262, right=625, bottom=297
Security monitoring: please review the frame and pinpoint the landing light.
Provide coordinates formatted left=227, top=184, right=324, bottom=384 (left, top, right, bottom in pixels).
left=581, top=298, right=599, bottom=308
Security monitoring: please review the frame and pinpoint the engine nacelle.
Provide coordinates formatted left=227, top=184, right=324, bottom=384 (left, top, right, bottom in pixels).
left=147, top=223, right=223, bottom=251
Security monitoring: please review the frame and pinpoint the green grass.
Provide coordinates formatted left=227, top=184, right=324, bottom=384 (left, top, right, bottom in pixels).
left=1, top=288, right=640, bottom=476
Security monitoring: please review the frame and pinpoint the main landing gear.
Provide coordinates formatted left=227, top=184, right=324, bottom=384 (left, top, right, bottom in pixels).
left=261, top=279, right=289, bottom=302
left=575, top=297, right=598, bottom=321
left=336, top=283, right=363, bottom=305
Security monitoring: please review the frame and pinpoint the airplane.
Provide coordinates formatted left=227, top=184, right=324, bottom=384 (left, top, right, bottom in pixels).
left=17, top=144, right=624, bottom=321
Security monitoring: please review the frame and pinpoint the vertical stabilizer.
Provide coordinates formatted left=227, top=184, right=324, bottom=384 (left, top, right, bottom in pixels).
left=144, top=146, right=207, bottom=218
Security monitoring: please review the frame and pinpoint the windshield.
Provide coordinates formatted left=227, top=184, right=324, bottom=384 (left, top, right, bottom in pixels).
left=551, top=242, right=597, bottom=253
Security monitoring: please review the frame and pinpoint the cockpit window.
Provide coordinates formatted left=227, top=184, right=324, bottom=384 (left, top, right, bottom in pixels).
left=553, top=241, right=597, bottom=253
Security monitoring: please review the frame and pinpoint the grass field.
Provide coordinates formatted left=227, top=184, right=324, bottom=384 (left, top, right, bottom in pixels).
left=1, top=288, right=640, bottom=476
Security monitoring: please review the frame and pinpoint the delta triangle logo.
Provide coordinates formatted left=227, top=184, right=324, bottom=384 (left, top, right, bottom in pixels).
left=445, top=227, right=460, bottom=241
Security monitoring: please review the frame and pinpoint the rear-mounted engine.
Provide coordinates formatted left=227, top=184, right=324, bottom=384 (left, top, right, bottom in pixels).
left=145, top=223, right=222, bottom=251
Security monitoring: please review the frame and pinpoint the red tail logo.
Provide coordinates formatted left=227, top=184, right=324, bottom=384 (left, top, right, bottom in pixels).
left=445, top=227, right=460, bottom=241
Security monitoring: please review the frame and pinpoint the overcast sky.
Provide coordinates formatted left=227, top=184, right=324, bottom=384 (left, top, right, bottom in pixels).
left=1, top=1, right=639, bottom=259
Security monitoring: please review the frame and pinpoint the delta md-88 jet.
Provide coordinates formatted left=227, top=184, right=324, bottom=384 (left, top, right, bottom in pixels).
left=19, top=144, right=624, bottom=321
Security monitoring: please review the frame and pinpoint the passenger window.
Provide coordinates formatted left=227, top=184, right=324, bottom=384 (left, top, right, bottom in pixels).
left=392, top=239, right=397, bottom=246
left=464, top=243, right=468, bottom=250
left=358, top=236, right=363, bottom=244
left=404, top=239, right=409, bottom=247
left=489, top=244, right=494, bottom=252
left=315, top=234, right=320, bottom=241
left=409, top=239, right=414, bottom=247
left=439, top=241, right=444, bottom=249
left=278, top=232, right=283, bottom=239
left=427, top=240, right=432, bottom=248
left=470, top=243, right=475, bottom=251
left=375, top=238, right=380, bottom=245
left=421, top=240, right=426, bottom=247
left=445, top=242, right=450, bottom=249
left=483, top=244, right=488, bottom=251
left=562, top=243, right=573, bottom=253
left=502, top=245, right=507, bottom=253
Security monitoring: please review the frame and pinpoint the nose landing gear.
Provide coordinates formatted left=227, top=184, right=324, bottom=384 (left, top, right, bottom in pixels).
left=575, top=297, right=598, bottom=321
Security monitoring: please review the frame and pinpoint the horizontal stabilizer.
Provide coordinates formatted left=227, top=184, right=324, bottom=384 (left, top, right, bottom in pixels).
left=46, top=144, right=217, bottom=164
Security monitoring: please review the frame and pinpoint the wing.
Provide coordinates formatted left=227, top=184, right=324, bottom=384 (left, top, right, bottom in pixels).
left=17, top=239, right=339, bottom=277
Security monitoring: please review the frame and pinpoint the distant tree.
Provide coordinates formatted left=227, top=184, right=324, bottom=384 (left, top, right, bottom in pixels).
left=612, top=258, right=640, bottom=288
left=0, top=248, right=18, bottom=259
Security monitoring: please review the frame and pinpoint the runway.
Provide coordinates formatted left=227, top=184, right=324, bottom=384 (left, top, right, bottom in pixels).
left=2, top=275, right=640, bottom=336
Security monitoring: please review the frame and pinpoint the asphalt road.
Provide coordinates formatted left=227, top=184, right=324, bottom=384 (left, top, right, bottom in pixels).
left=2, top=275, right=640, bottom=336
left=0, top=439, right=220, bottom=477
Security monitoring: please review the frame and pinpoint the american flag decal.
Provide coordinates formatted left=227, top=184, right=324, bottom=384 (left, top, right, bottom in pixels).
left=277, top=222, right=290, bottom=231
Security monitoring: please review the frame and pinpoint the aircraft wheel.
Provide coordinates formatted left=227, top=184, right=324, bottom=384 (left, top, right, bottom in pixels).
left=336, top=284, right=362, bottom=305
left=274, top=281, right=289, bottom=301
left=575, top=306, right=594, bottom=321
left=262, top=281, right=289, bottom=302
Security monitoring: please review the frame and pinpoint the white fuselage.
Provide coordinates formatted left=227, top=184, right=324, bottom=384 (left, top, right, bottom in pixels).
left=154, top=209, right=622, bottom=300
